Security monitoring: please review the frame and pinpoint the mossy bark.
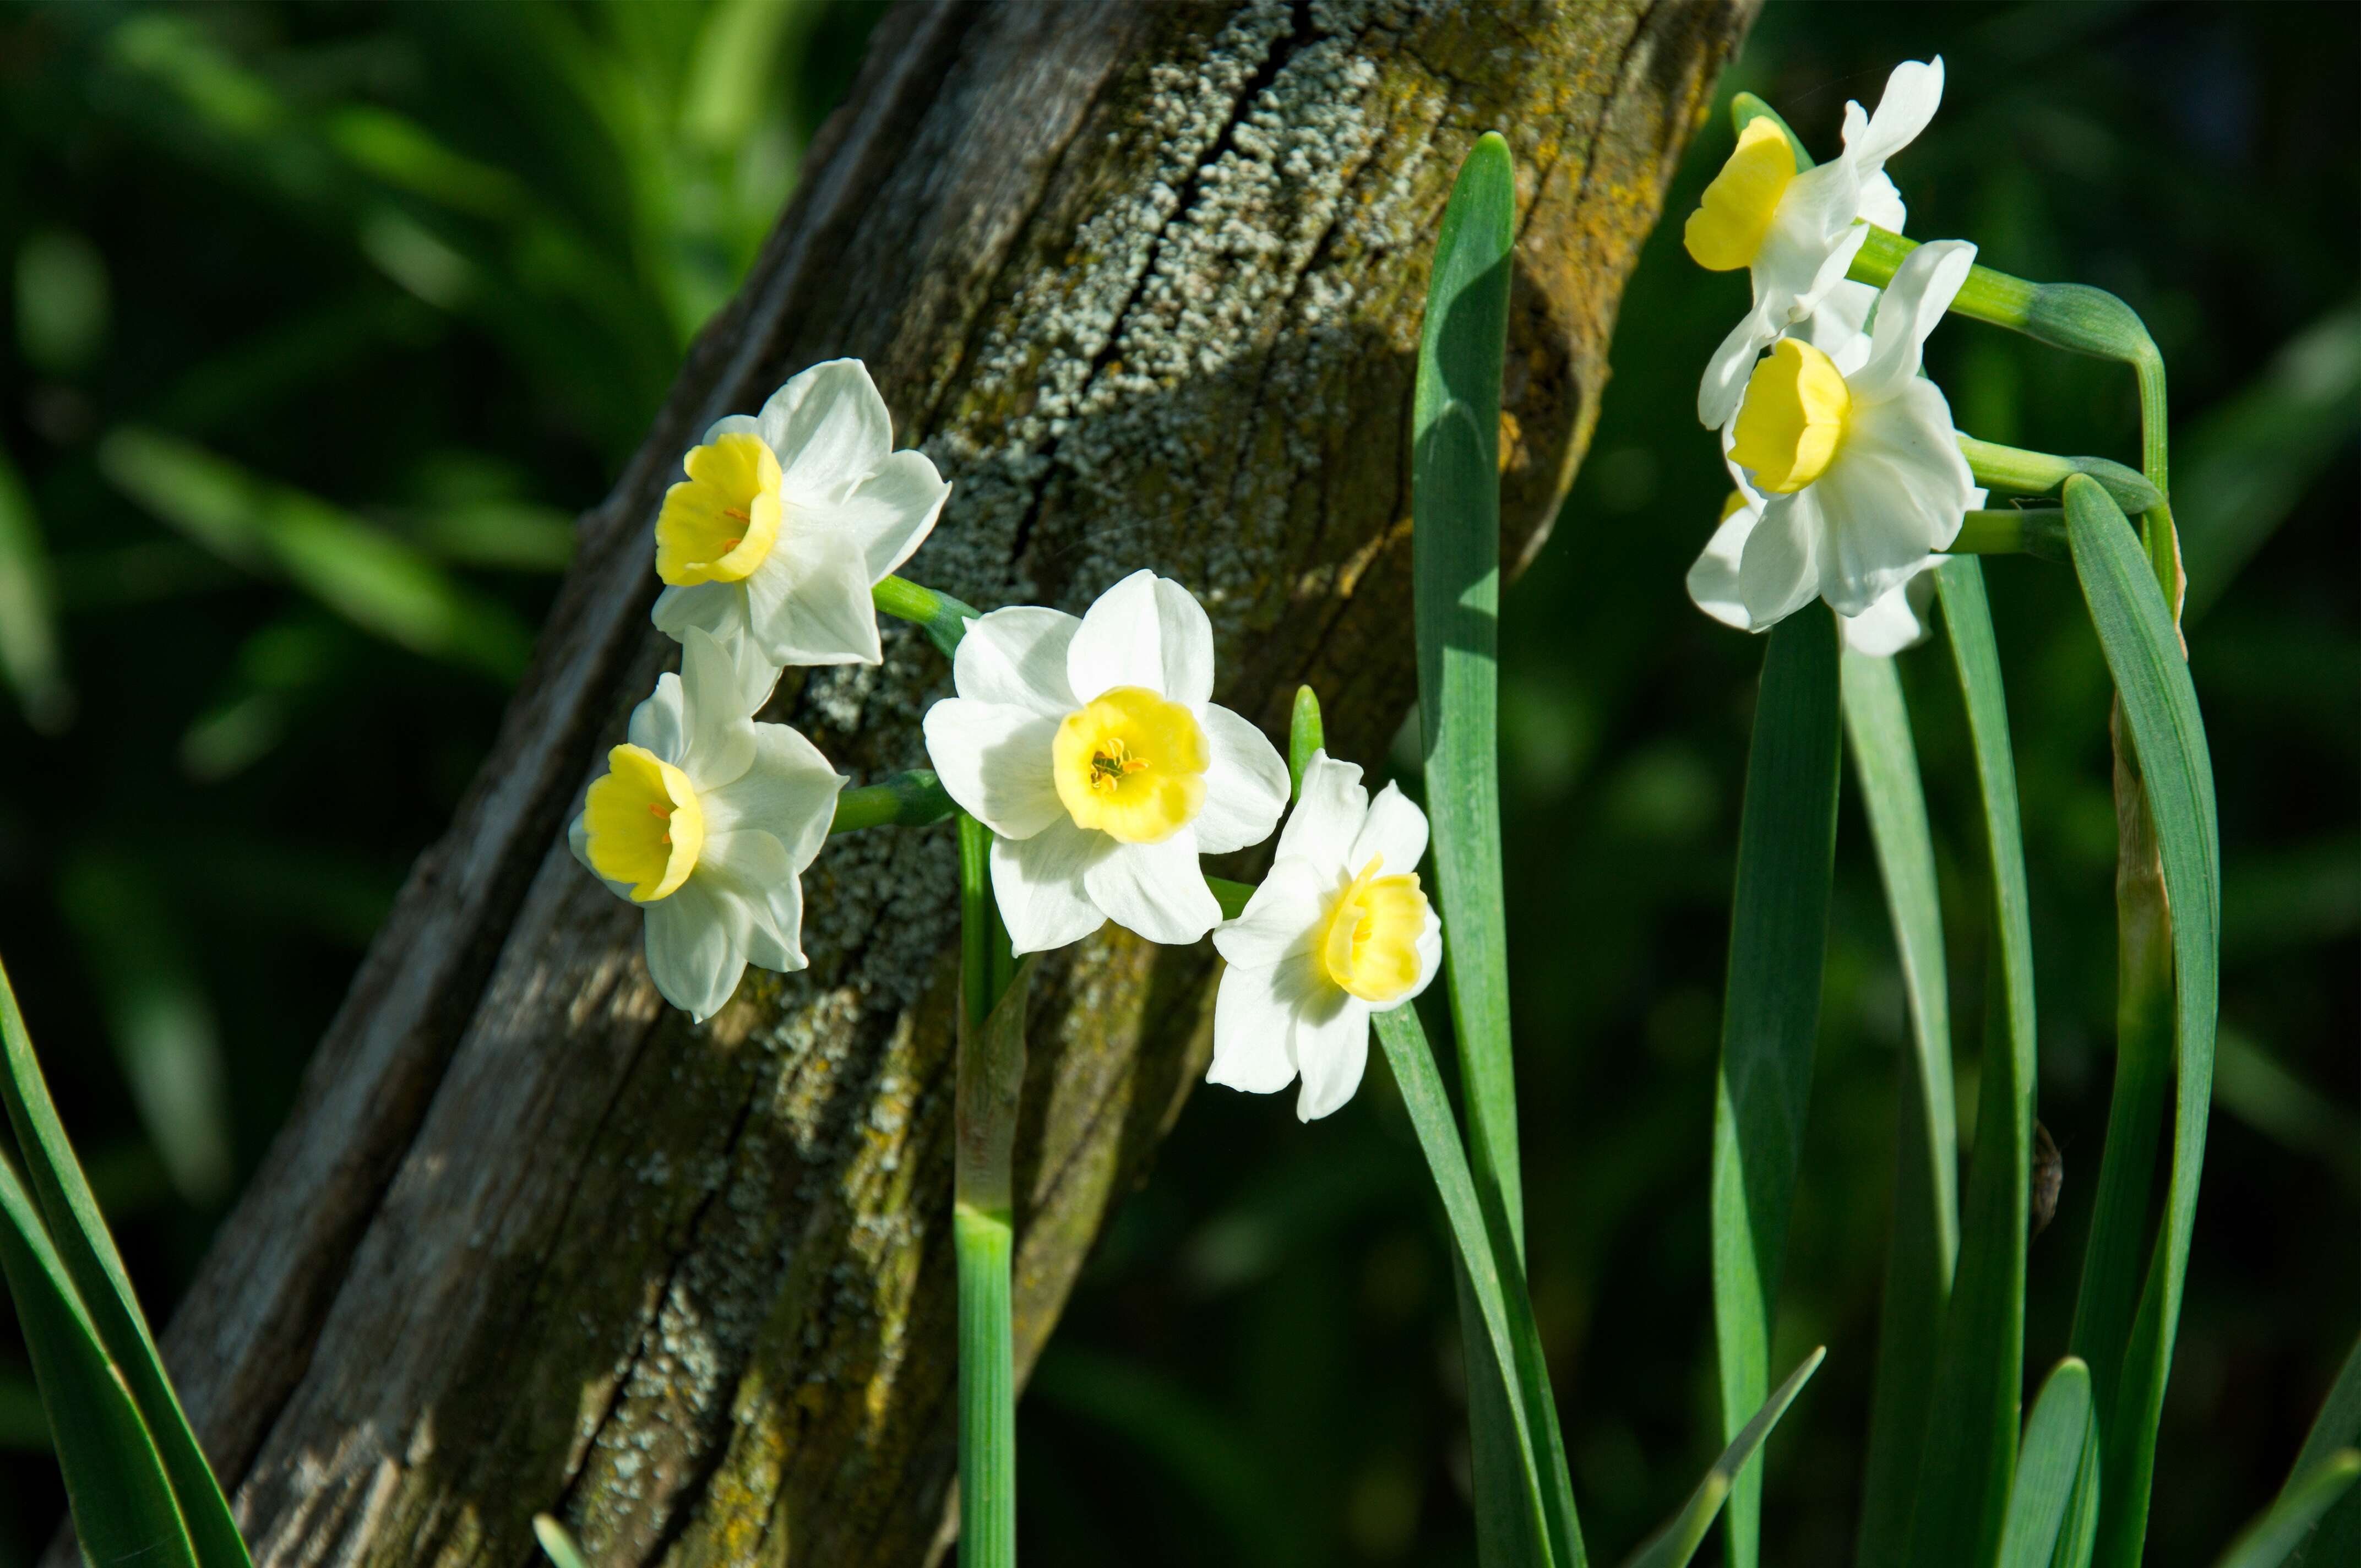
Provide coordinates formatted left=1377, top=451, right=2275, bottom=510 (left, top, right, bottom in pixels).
left=111, top=2, right=1755, bottom=1562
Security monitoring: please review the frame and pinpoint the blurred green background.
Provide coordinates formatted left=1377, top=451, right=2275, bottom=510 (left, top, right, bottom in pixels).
left=0, top=1, right=2351, bottom=1562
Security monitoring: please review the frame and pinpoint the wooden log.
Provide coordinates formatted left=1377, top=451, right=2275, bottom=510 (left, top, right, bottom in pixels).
left=107, top=2, right=1756, bottom=1561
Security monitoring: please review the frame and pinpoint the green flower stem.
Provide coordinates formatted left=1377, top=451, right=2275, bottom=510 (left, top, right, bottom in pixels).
left=873, top=574, right=981, bottom=657
left=829, top=770, right=954, bottom=834
left=1848, top=225, right=2039, bottom=330
left=1956, top=437, right=2159, bottom=516
left=954, top=813, right=1020, bottom=1568
left=1945, top=509, right=2067, bottom=562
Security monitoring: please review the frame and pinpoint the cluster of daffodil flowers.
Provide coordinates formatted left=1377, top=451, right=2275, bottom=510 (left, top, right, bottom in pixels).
left=575, top=361, right=1439, bottom=1109
left=1679, top=57, right=1986, bottom=655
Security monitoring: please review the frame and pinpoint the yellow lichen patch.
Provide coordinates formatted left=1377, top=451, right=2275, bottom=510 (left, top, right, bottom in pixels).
left=584, top=743, right=704, bottom=901
left=656, top=433, right=784, bottom=586
left=1317, top=855, right=1429, bottom=1004
left=1683, top=117, right=1796, bottom=272
left=1051, top=685, right=1207, bottom=843
left=1729, top=338, right=1851, bottom=493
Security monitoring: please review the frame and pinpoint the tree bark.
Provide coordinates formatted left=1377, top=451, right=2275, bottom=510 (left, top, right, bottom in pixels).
left=105, top=2, right=1754, bottom=1562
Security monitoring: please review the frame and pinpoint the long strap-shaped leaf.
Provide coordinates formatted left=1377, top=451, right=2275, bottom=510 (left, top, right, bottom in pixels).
left=1373, top=1004, right=1584, bottom=1568
left=0, top=1153, right=198, bottom=1568
left=1840, top=649, right=1959, bottom=1568
left=1412, top=131, right=1520, bottom=1250
left=2281, top=1333, right=2361, bottom=1567
left=1618, top=1348, right=1825, bottom=1568
left=2063, top=477, right=2221, bottom=1568
left=1905, top=559, right=2039, bottom=1568
left=1710, top=606, right=1841, bottom=1568
left=0, top=956, right=252, bottom=1566
left=1996, top=1359, right=2095, bottom=1568
left=2214, top=1455, right=2361, bottom=1568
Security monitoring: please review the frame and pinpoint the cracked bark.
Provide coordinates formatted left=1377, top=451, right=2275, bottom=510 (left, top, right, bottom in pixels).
left=73, top=2, right=1757, bottom=1563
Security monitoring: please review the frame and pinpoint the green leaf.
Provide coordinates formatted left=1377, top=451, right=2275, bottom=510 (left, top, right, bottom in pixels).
left=1373, top=1003, right=1581, bottom=1568
left=2215, top=1454, right=2361, bottom=1568
left=0, top=447, right=72, bottom=732
left=532, top=1515, right=592, bottom=1568
left=2280, top=1333, right=2361, bottom=1567
left=1709, top=606, right=1841, bottom=1568
left=97, top=427, right=532, bottom=682
left=1413, top=130, right=1521, bottom=1251
left=1618, top=1347, right=1825, bottom=1568
left=0, top=955, right=253, bottom=1567
left=1996, top=1359, right=2095, bottom=1568
left=0, top=1153, right=197, bottom=1568
left=2064, top=477, right=2221, bottom=1568
left=1907, top=559, right=2038, bottom=1568
left=1840, top=649, right=1958, bottom=1568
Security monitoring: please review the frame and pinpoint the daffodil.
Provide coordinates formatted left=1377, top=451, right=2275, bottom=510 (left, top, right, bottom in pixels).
left=652, top=358, right=951, bottom=668
left=1206, top=751, right=1441, bottom=1121
left=1689, top=473, right=1985, bottom=656
left=1688, top=57, right=1943, bottom=427
left=572, top=627, right=845, bottom=1021
left=921, top=570, right=1290, bottom=954
left=1706, top=238, right=1980, bottom=628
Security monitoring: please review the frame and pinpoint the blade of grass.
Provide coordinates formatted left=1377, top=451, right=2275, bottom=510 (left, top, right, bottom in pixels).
left=1618, top=1348, right=1825, bottom=1568
left=2064, top=477, right=2220, bottom=1568
left=1907, top=558, right=2038, bottom=1568
left=1412, top=130, right=1520, bottom=1249
left=0, top=449, right=72, bottom=732
left=2275, top=1320, right=2361, bottom=1564
left=0, top=955, right=252, bottom=1566
left=1710, top=606, right=1842, bottom=1568
left=1997, top=1359, right=2095, bottom=1568
left=1373, top=1003, right=1580, bottom=1568
left=1839, top=649, right=1958, bottom=1568
left=0, top=1153, right=198, bottom=1568
left=2215, top=1455, right=2361, bottom=1568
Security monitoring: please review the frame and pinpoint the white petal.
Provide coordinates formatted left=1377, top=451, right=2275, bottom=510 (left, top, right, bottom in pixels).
left=760, top=359, right=893, bottom=497
left=1814, top=382, right=1975, bottom=614
left=1852, top=239, right=1977, bottom=405
left=677, top=627, right=759, bottom=786
left=1796, top=280, right=1880, bottom=371
left=1212, top=857, right=1327, bottom=969
left=1407, top=910, right=1444, bottom=1001
left=651, top=580, right=749, bottom=654
left=1083, top=830, right=1221, bottom=946
left=697, top=827, right=808, bottom=973
left=806, top=449, right=950, bottom=582
left=702, top=722, right=844, bottom=863
left=626, top=671, right=689, bottom=765
left=953, top=606, right=1080, bottom=717
left=1206, top=957, right=1306, bottom=1097
left=1838, top=569, right=1936, bottom=657
left=1699, top=299, right=1780, bottom=428
left=1687, top=508, right=1760, bottom=632
left=1755, top=162, right=1868, bottom=319
left=1348, top=782, right=1429, bottom=877
left=1274, top=751, right=1368, bottom=869
left=700, top=413, right=762, bottom=445
left=991, top=819, right=1108, bottom=955
left=641, top=877, right=750, bottom=1023
left=1737, top=492, right=1825, bottom=630
left=1193, top=703, right=1289, bottom=854
left=921, top=699, right=1064, bottom=839
left=744, top=525, right=883, bottom=667
left=1293, top=992, right=1372, bottom=1121
left=1842, top=57, right=1944, bottom=172
left=1854, top=170, right=1907, bottom=235
left=1068, top=570, right=1215, bottom=706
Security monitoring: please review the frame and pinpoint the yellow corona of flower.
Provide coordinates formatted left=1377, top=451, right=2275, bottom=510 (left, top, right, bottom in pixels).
left=1728, top=339, right=1852, bottom=493
left=1207, top=752, right=1443, bottom=1123
left=571, top=628, right=846, bottom=1021
left=652, top=358, right=951, bottom=668
left=921, top=570, right=1290, bottom=954
left=1689, top=58, right=1944, bottom=428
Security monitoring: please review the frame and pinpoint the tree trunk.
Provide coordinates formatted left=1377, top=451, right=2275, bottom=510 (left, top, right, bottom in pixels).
left=108, top=2, right=1754, bottom=1562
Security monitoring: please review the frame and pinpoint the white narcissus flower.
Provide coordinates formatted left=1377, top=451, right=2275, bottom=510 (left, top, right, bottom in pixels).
left=1689, top=474, right=1987, bottom=657
left=1709, top=238, right=1980, bottom=628
left=1688, top=57, right=1944, bottom=427
left=652, top=358, right=950, bottom=668
left=921, top=570, right=1289, bottom=955
left=1207, top=752, right=1442, bottom=1122
left=572, top=627, right=845, bottom=1022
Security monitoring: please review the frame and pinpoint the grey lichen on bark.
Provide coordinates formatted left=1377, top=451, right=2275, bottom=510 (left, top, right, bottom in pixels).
left=98, top=2, right=1758, bottom=1564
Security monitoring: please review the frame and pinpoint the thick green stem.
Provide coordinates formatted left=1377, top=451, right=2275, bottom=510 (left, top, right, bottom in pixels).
left=954, top=813, right=1020, bottom=1567
left=829, top=770, right=954, bottom=834
left=1945, top=509, right=2066, bottom=562
left=1848, top=225, right=2038, bottom=329
left=954, top=1205, right=1016, bottom=1568
left=873, top=574, right=981, bottom=657
left=1956, top=437, right=2158, bottom=516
